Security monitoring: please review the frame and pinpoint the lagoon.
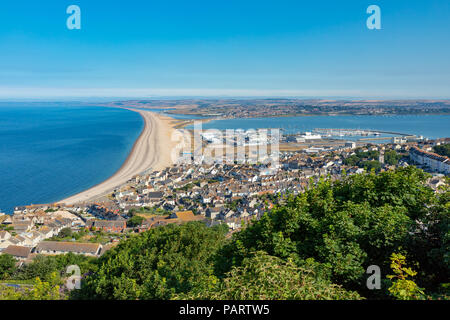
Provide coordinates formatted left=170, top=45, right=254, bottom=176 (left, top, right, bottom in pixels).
left=189, top=114, right=450, bottom=139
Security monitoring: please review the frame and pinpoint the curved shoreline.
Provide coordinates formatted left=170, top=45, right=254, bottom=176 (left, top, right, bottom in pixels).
left=60, top=108, right=177, bottom=205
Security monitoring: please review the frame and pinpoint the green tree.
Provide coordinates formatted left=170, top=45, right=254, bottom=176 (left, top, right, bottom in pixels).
left=14, top=253, right=97, bottom=282
left=361, top=160, right=381, bottom=172
left=217, top=167, right=446, bottom=299
left=387, top=253, right=425, bottom=300
left=176, top=252, right=361, bottom=300
left=384, top=150, right=401, bottom=165
left=58, top=227, right=73, bottom=238
left=0, top=272, right=62, bottom=300
left=343, top=155, right=359, bottom=166
left=433, top=144, right=450, bottom=157
left=127, top=215, right=145, bottom=228
left=75, top=222, right=228, bottom=300
left=0, top=254, right=17, bottom=280
left=16, top=255, right=59, bottom=282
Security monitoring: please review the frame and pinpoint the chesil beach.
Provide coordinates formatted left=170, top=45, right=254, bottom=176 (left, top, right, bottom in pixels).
left=61, top=108, right=179, bottom=205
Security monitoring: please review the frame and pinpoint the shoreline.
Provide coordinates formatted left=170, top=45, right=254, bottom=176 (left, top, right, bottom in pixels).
left=59, top=108, right=179, bottom=205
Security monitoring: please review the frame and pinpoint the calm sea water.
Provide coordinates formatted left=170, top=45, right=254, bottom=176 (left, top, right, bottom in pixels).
left=0, top=105, right=143, bottom=214
left=191, top=115, right=450, bottom=139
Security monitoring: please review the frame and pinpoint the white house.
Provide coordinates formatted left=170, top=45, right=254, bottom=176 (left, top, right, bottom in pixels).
left=410, top=147, right=450, bottom=174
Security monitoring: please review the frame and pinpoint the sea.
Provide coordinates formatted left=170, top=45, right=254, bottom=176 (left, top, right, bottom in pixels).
left=0, top=106, right=448, bottom=214
left=0, top=104, right=143, bottom=214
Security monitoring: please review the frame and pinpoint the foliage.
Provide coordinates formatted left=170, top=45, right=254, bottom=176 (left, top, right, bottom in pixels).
left=387, top=253, right=425, bottom=300
left=343, top=148, right=382, bottom=171
left=75, top=222, right=228, bottom=299
left=226, top=198, right=244, bottom=211
left=355, top=149, right=380, bottom=160
left=384, top=150, right=401, bottom=165
left=343, top=155, right=360, bottom=166
left=58, top=227, right=73, bottom=238
left=13, top=253, right=97, bottom=282
left=0, top=272, right=62, bottom=300
left=0, top=254, right=17, bottom=280
left=47, top=228, right=89, bottom=242
left=129, top=206, right=170, bottom=216
left=217, top=167, right=448, bottom=298
left=176, top=252, right=361, bottom=300
left=127, top=215, right=145, bottom=227
left=15, top=255, right=60, bottom=282
left=433, top=144, right=450, bottom=157
left=0, top=225, right=14, bottom=232
left=361, top=160, right=381, bottom=172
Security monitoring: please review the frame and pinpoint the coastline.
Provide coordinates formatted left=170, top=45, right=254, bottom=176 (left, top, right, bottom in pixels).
left=59, top=109, right=179, bottom=205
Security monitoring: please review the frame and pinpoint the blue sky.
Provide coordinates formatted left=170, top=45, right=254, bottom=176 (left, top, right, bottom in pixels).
left=0, top=0, right=449, bottom=99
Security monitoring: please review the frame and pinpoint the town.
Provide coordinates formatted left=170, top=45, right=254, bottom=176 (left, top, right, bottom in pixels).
left=1, top=132, right=448, bottom=265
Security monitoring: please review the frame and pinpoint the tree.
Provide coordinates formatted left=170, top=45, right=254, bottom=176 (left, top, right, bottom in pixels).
left=433, top=144, right=450, bottom=157
left=217, top=167, right=446, bottom=299
left=384, top=150, right=401, bottom=165
left=14, top=253, right=97, bottom=282
left=343, top=155, right=359, bottom=166
left=361, top=160, right=381, bottom=172
left=75, top=222, right=228, bottom=300
left=0, top=254, right=17, bottom=280
left=0, top=272, right=62, bottom=300
left=387, top=253, right=425, bottom=300
left=16, top=255, right=59, bottom=282
left=58, top=227, right=73, bottom=238
left=126, top=215, right=145, bottom=228
left=176, top=252, right=361, bottom=300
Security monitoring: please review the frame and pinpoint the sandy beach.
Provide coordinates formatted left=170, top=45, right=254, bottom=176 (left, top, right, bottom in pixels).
left=60, top=109, right=179, bottom=205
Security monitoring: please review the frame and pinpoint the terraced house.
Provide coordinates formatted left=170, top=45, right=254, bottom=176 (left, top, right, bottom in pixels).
left=409, top=146, right=450, bottom=174
left=35, top=241, right=103, bottom=257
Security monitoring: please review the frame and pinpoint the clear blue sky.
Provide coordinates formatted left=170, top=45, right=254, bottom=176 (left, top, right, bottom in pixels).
left=0, top=0, right=449, bottom=99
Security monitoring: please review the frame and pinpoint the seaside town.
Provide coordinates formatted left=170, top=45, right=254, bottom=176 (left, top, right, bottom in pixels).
left=1, top=0, right=450, bottom=305
left=1, top=126, right=448, bottom=264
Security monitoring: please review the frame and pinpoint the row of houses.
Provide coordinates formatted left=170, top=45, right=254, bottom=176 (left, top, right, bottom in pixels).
left=0, top=215, right=76, bottom=250
left=409, top=146, right=450, bottom=174
left=0, top=209, right=96, bottom=263
left=2, top=241, right=104, bottom=262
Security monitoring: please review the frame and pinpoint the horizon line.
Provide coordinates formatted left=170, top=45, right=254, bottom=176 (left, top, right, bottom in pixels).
left=1, top=97, right=450, bottom=103
left=0, top=87, right=449, bottom=101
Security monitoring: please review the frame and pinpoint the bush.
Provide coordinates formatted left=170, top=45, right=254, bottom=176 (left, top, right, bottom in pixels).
left=176, top=252, right=361, bottom=300
left=0, top=254, right=17, bottom=280
left=126, top=215, right=145, bottom=228
left=14, top=253, right=97, bottom=282
left=75, top=222, right=228, bottom=299
left=0, top=272, right=62, bottom=300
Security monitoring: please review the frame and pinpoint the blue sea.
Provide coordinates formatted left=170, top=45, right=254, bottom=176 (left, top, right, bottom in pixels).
left=190, top=115, right=450, bottom=139
left=0, top=105, right=143, bottom=214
